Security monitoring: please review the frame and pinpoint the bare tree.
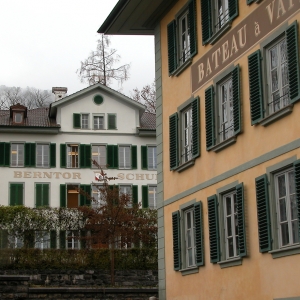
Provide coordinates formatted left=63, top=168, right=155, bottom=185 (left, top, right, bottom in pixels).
left=23, top=87, right=53, bottom=108
left=77, top=34, right=130, bottom=87
left=132, top=80, right=156, bottom=113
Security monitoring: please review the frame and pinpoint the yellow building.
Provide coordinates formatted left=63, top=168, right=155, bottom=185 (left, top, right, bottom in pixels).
left=100, top=0, right=300, bottom=299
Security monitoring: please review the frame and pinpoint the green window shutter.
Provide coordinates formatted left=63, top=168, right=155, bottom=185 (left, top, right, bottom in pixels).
left=236, top=183, right=247, bottom=257
left=10, top=183, right=23, bottom=206
left=50, top=143, right=56, bottom=168
left=201, top=0, right=212, bottom=45
left=194, top=202, right=204, bottom=266
left=80, top=185, right=91, bottom=206
left=248, top=50, right=264, bottom=125
left=167, top=20, right=177, bottom=74
left=25, top=143, right=35, bottom=167
left=108, top=114, right=116, bottom=129
left=293, top=159, right=300, bottom=241
left=255, top=174, right=272, bottom=252
left=172, top=211, right=181, bottom=270
left=232, top=65, right=241, bottom=135
left=80, top=144, right=91, bottom=168
left=207, top=195, right=220, bottom=263
left=24, top=230, right=35, bottom=248
left=42, top=184, right=49, bottom=207
left=131, top=145, right=137, bottom=169
left=60, top=184, right=66, bottom=208
left=107, top=145, right=118, bottom=169
left=132, top=185, right=138, bottom=205
left=50, top=230, right=57, bottom=249
left=141, top=146, right=148, bottom=170
left=205, top=86, right=215, bottom=150
left=85, top=185, right=91, bottom=206
left=4, top=143, right=10, bottom=166
left=60, top=144, right=66, bottom=168
left=229, top=0, right=239, bottom=20
left=80, top=230, right=86, bottom=249
left=59, top=231, right=66, bottom=249
left=191, top=97, right=200, bottom=158
left=169, top=113, right=178, bottom=170
left=247, top=0, right=255, bottom=4
left=188, top=0, right=197, bottom=57
left=142, top=185, right=149, bottom=208
left=0, top=230, right=8, bottom=249
left=73, top=113, right=81, bottom=128
left=36, top=184, right=43, bottom=207
left=286, top=22, right=300, bottom=104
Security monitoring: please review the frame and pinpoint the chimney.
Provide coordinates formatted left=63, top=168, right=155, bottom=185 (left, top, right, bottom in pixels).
left=52, top=87, right=68, bottom=101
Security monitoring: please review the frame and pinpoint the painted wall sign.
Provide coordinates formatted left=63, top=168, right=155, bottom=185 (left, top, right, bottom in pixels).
left=191, top=0, right=300, bottom=92
left=14, top=171, right=81, bottom=179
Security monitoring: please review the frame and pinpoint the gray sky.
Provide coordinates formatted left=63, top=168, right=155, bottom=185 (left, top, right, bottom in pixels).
left=0, top=0, right=155, bottom=97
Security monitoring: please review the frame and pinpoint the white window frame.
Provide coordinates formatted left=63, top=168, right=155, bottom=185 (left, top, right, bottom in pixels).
left=178, top=10, right=190, bottom=65
left=92, top=145, right=106, bottom=168
left=184, top=208, right=196, bottom=268
left=148, top=186, right=157, bottom=209
left=218, top=76, right=234, bottom=142
left=67, top=144, right=79, bottom=168
left=8, top=235, right=23, bottom=249
left=92, top=184, right=104, bottom=208
left=13, top=112, right=23, bottom=123
left=223, top=190, right=239, bottom=259
left=67, top=230, right=79, bottom=249
left=215, top=0, right=229, bottom=31
left=148, top=146, right=157, bottom=170
left=36, top=143, right=49, bottom=168
left=118, top=146, right=131, bottom=169
left=35, top=231, right=50, bottom=249
left=274, top=168, right=298, bottom=248
left=181, top=106, right=193, bottom=164
left=81, top=114, right=89, bottom=129
left=266, top=36, right=290, bottom=114
left=119, top=185, right=132, bottom=208
left=11, top=143, right=24, bottom=167
left=93, top=115, right=104, bottom=130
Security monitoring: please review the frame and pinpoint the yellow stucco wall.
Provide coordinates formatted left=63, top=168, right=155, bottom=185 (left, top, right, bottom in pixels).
left=160, top=0, right=300, bottom=298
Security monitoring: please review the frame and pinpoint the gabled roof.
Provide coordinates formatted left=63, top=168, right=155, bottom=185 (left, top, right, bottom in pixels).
left=0, top=107, right=59, bottom=128
left=140, top=112, right=156, bottom=130
left=49, top=83, right=146, bottom=118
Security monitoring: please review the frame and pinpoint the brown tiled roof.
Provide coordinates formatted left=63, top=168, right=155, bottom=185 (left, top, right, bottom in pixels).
left=140, top=112, right=156, bottom=130
left=0, top=107, right=59, bottom=127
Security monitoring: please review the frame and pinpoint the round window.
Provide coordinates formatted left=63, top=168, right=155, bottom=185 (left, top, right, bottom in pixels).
left=94, top=95, right=104, bottom=105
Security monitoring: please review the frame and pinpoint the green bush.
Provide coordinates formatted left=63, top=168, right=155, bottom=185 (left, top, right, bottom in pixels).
left=0, top=248, right=157, bottom=270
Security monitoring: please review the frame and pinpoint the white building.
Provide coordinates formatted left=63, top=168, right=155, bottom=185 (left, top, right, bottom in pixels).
left=0, top=84, right=157, bottom=213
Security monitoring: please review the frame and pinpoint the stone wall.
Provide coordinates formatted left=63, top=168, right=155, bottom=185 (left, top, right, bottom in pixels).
left=0, top=275, right=158, bottom=300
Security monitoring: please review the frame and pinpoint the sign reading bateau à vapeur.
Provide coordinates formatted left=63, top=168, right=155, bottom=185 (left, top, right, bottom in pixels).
left=13, top=171, right=157, bottom=181
left=191, top=0, right=300, bottom=93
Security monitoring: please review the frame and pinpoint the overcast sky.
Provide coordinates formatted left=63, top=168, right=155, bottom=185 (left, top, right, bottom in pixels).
left=0, top=0, right=155, bottom=97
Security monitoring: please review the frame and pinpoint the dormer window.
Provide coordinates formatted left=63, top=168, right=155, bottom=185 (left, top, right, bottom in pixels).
left=13, top=112, right=23, bottom=124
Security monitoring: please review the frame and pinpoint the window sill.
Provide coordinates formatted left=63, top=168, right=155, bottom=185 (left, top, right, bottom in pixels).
left=171, top=57, right=193, bottom=77
left=218, top=257, right=242, bottom=269
left=260, top=104, right=293, bottom=126
left=175, top=158, right=195, bottom=173
left=180, top=266, right=199, bottom=276
left=269, top=244, right=300, bottom=259
left=208, top=22, right=232, bottom=45
left=210, top=136, right=237, bottom=153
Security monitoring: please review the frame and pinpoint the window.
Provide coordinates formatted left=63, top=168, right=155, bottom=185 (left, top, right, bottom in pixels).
left=142, top=185, right=157, bottom=209
left=119, top=146, right=131, bottom=169
left=201, top=0, right=238, bottom=45
left=108, top=114, right=117, bottom=129
left=10, top=183, right=24, bottom=206
left=207, top=183, right=246, bottom=266
left=66, top=184, right=79, bottom=208
left=35, top=231, right=50, bottom=249
left=205, top=66, right=241, bottom=151
left=67, top=144, right=79, bottom=168
left=92, top=145, right=106, bottom=168
left=81, top=114, right=89, bottom=129
left=11, top=143, right=24, bottom=167
left=94, top=115, right=104, bottom=130
left=167, top=0, right=197, bottom=75
left=60, top=184, right=90, bottom=208
left=119, top=185, right=132, bottom=208
left=255, top=159, right=300, bottom=256
left=248, top=22, right=300, bottom=126
left=141, top=146, right=157, bottom=170
left=172, top=202, right=204, bottom=272
left=92, top=184, right=104, bottom=208
left=13, top=112, right=23, bottom=123
left=67, top=231, right=79, bottom=249
left=35, top=183, right=49, bottom=207
left=169, top=97, right=199, bottom=170
left=36, top=144, right=49, bottom=168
